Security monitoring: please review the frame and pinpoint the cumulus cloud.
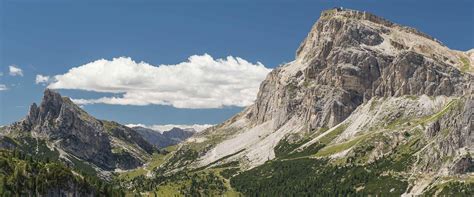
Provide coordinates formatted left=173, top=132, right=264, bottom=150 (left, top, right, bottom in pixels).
left=35, top=75, right=51, bottom=85
left=48, top=54, right=271, bottom=108
left=125, top=123, right=213, bottom=133
left=9, top=65, right=23, bottom=76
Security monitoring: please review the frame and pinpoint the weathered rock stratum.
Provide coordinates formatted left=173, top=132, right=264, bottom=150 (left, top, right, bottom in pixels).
left=4, top=89, right=156, bottom=173
left=163, top=8, right=473, bottom=194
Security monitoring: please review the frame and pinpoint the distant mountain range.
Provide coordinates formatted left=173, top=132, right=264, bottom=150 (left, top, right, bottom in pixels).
left=130, top=126, right=195, bottom=148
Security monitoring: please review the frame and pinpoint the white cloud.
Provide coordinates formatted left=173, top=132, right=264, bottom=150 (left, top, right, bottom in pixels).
left=48, top=54, right=271, bottom=108
left=9, top=65, right=23, bottom=76
left=125, top=123, right=213, bottom=133
left=35, top=75, right=50, bottom=85
left=125, top=123, right=147, bottom=128
left=0, top=84, right=7, bottom=91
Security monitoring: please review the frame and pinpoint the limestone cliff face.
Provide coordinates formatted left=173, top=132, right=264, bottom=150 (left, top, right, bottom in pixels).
left=173, top=8, right=472, bottom=174
left=10, top=89, right=155, bottom=171
left=418, top=97, right=473, bottom=174
left=20, top=89, right=115, bottom=170
left=251, top=8, right=472, bottom=131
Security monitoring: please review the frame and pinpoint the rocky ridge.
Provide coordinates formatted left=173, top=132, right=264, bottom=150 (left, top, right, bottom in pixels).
left=3, top=89, right=156, bottom=173
left=163, top=8, right=473, bottom=194
left=131, top=126, right=195, bottom=148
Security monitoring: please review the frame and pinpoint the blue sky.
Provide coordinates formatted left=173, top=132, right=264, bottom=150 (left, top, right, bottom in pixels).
left=1, top=0, right=473, bottom=126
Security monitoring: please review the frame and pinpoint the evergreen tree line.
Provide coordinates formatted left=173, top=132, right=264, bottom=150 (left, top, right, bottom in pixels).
left=0, top=149, right=125, bottom=196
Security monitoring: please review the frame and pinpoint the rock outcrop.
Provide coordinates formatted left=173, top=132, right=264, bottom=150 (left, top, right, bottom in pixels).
left=6, top=89, right=155, bottom=171
left=170, top=8, right=473, bottom=180
left=251, top=8, right=471, bottom=131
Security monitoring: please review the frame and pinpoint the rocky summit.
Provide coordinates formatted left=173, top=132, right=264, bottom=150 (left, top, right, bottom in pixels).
left=3, top=89, right=156, bottom=174
left=152, top=8, right=473, bottom=195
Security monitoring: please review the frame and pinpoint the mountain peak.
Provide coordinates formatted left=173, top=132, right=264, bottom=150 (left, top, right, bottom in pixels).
left=38, top=88, right=63, bottom=117
left=320, top=7, right=391, bottom=24
left=7, top=89, right=156, bottom=171
left=174, top=8, right=473, bottom=175
left=41, top=88, right=66, bottom=109
left=43, top=88, right=60, bottom=98
left=23, top=89, right=85, bottom=131
left=320, top=8, right=437, bottom=41
left=295, top=8, right=449, bottom=64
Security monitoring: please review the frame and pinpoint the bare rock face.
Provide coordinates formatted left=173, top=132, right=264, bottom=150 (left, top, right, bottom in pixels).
left=249, top=8, right=472, bottom=131
left=175, top=8, right=473, bottom=171
left=20, top=89, right=115, bottom=169
left=451, top=157, right=474, bottom=174
left=427, top=120, right=441, bottom=138
left=418, top=97, right=474, bottom=174
left=12, top=89, right=154, bottom=171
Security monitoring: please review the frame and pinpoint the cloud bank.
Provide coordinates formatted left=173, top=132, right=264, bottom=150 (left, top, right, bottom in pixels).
left=125, top=123, right=213, bottom=133
left=9, top=65, right=23, bottom=76
left=0, top=84, right=7, bottom=91
left=48, top=54, right=271, bottom=108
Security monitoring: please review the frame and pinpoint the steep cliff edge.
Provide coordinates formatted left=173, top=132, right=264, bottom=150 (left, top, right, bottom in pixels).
left=2, top=89, right=156, bottom=174
left=160, top=8, right=473, bottom=195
